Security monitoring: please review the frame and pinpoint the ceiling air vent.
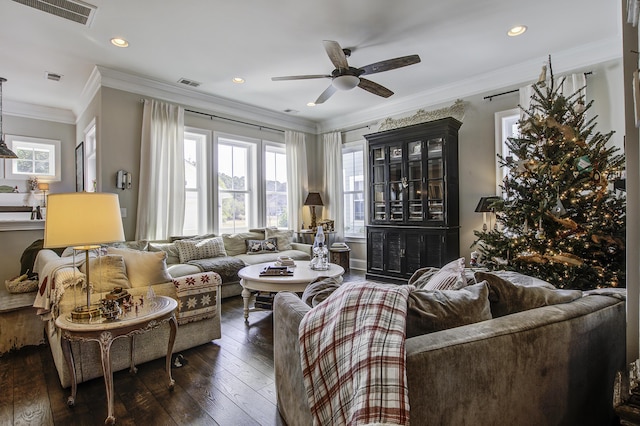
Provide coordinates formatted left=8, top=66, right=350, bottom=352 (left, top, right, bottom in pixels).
left=45, top=72, right=62, bottom=82
left=177, top=78, right=201, bottom=88
left=12, top=0, right=97, bottom=26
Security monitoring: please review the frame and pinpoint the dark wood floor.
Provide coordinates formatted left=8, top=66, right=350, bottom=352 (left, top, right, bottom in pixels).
left=0, top=269, right=365, bottom=426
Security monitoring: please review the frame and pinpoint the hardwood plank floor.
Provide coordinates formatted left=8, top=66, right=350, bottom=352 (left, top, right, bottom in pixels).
left=0, top=270, right=365, bottom=426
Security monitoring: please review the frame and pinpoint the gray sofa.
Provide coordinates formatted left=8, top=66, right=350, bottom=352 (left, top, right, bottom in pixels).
left=274, top=287, right=626, bottom=425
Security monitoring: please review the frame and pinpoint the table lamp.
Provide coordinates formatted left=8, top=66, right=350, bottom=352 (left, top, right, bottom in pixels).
left=475, top=196, right=501, bottom=231
left=304, top=192, right=323, bottom=229
left=44, top=193, right=125, bottom=321
left=38, top=182, right=49, bottom=207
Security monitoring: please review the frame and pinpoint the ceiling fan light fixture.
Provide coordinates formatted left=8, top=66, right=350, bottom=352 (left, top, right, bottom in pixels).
left=507, top=25, right=527, bottom=37
left=307, top=102, right=316, bottom=107
left=332, top=75, right=360, bottom=91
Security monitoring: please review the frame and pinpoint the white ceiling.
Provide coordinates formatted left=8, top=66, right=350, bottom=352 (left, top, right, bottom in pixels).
left=0, top=0, right=622, bottom=130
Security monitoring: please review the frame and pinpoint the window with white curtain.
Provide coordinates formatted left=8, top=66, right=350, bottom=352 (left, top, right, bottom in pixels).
left=264, top=144, right=288, bottom=228
left=183, top=128, right=210, bottom=236
left=495, top=108, right=519, bottom=195
left=342, top=141, right=366, bottom=238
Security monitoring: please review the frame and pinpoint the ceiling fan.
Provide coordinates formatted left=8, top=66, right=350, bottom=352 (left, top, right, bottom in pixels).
left=271, top=40, right=421, bottom=104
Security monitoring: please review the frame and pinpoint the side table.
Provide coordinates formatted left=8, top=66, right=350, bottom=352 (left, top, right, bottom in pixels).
left=55, top=295, right=178, bottom=425
left=329, top=247, right=351, bottom=272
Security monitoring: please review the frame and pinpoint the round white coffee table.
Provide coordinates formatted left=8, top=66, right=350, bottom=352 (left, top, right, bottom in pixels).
left=238, top=260, right=344, bottom=322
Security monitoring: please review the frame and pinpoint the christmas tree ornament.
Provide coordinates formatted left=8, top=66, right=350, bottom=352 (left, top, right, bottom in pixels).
left=551, top=196, right=567, bottom=217
left=575, top=155, right=592, bottom=173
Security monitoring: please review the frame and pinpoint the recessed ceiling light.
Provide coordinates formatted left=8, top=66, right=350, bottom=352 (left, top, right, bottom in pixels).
left=507, top=25, right=527, bottom=37
left=232, top=77, right=245, bottom=84
left=110, top=37, right=129, bottom=48
left=307, top=102, right=316, bottom=107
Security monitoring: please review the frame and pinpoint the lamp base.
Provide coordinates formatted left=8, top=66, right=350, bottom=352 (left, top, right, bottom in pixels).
left=70, top=303, right=102, bottom=322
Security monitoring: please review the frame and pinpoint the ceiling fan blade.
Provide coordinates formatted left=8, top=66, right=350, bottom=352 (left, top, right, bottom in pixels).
left=323, top=40, right=349, bottom=70
left=358, top=78, right=394, bottom=98
left=271, top=74, right=331, bottom=81
left=315, top=84, right=338, bottom=104
left=359, top=55, right=421, bottom=76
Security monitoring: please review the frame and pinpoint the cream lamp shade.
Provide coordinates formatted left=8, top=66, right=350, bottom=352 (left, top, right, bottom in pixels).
left=44, top=192, right=125, bottom=249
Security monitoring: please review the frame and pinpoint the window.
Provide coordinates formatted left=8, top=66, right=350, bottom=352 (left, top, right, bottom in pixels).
left=217, top=136, right=256, bottom=234
left=183, top=128, right=210, bottom=236
left=342, top=141, right=366, bottom=237
left=495, top=108, right=519, bottom=194
left=84, top=120, right=97, bottom=191
left=264, top=144, right=288, bottom=228
left=5, top=135, right=61, bottom=181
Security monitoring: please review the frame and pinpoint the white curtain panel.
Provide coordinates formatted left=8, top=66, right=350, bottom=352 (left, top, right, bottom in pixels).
left=285, top=130, right=308, bottom=234
left=136, top=99, right=185, bottom=241
left=519, top=73, right=587, bottom=119
left=322, top=132, right=344, bottom=240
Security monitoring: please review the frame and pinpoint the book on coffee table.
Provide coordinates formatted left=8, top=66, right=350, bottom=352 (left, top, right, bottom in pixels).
left=259, top=266, right=294, bottom=276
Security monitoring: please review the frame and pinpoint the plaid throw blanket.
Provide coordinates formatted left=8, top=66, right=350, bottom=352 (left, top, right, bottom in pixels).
left=299, top=282, right=414, bottom=426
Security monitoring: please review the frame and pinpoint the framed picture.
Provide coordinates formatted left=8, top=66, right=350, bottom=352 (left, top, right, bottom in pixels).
left=75, top=142, right=84, bottom=192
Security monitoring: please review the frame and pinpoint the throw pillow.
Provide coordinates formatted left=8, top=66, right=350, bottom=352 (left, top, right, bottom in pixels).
left=488, top=270, right=556, bottom=289
left=475, top=271, right=583, bottom=318
left=265, top=228, right=293, bottom=251
left=301, top=276, right=343, bottom=307
left=406, top=282, right=492, bottom=338
left=172, top=272, right=221, bottom=325
left=148, top=242, right=180, bottom=265
left=79, top=255, right=131, bottom=292
left=221, top=232, right=264, bottom=256
left=408, top=267, right=441, bottom=288
left=246, top=238, right=279, bottom=254
left=106, top=247, right=172, bottom=288
left=175, top=237, right=227, bottom=263
left=418, top=257, right=467, bottom=290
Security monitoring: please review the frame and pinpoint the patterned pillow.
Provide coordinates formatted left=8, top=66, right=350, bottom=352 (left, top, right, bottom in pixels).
left=418, top=258, right=467, bottom=290
left=246, top=238, right=279, bottom=254
left=172, top=272, right=221, bottom=325
left=175, top=237, right=227, bottom=263
left=265, top=228, right=293, bottom=251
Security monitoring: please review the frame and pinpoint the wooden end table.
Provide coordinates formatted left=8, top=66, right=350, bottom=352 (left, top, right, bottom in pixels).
left=238, top=260, right=344, bottom=322
left=55, top=295, right=178, bottom=425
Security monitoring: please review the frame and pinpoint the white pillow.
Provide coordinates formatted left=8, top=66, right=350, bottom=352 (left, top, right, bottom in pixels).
left=419, top=258, right=467, bottom=291
left=222, top=232, right=265, bottom=256
left=175, top=236, right=227, bottom=263
left=106, top=247, right=172, bottom=288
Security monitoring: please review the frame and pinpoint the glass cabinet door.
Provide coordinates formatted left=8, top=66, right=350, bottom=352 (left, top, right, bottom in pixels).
left=372, top=147, right=386, bottom=221
left=426, top=137, right=444, bottom=222
left=388, top=144, right=403, bottom=222
left=407, top=141, right=423, bottom=222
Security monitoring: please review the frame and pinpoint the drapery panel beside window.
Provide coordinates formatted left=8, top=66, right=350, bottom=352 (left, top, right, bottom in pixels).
left=136, top=99, right=185, bottom=240
left=322, top=131, right=344, bottom=239
left=285, top=131, right=307, bottom=234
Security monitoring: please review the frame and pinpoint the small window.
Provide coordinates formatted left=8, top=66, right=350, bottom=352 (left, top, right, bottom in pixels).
left=342, top=141, right=366, bottom=238
left=494, top=109, right=519, bottom=194
left=4, top=135, right=61, bottom=181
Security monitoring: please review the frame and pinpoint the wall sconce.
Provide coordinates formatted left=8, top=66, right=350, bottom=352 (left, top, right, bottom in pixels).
left=116, top=170, right=132, bottom=190
left=475, top=196, right=501, bottom=231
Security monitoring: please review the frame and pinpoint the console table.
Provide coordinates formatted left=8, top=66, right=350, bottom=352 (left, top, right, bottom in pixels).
left=55, top=295, right=178, bottom=425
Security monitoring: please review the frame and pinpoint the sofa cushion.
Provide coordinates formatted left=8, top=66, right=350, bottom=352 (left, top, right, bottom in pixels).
left=222, top=232, right=265, bottom=256
left=148, top=242, right=180, bottom=265
left=246, top=238, right=278, bottom=254
left=265, top=228, right=294, bottom=251
left=175, top=236, right=227, bottom=263
left=172, top=272, right=221, bottom=325
left=406, top=282, right=492, bottom=338
left=475, top=271, right=583, bottom=318
left=415, top=258, right=467, bottom=290
left=301, top=276, right=343, bottom=307
left=79, top=254, right=131, bottom=292
left=488, top=270, right=556, bottom=289
left=106, top=247, right=172, bottom=288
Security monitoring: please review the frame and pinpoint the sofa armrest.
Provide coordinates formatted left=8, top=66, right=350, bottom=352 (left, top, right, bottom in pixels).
left=34, top=249, right=62, bottom=276
left=291, top=242, right=312, bottom=256
left=172, top=272, right=222, bottom=325
left=274, top=292, right=314, bottom=426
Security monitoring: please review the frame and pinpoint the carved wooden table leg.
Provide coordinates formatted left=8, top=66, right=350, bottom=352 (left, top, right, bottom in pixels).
left=166, top=316, right=177, bottom=390
left=61, top=336, right=77, bottom=407
left=241, top=285, right=252, bottom=322
left=97, top=331, right=116, bottom=425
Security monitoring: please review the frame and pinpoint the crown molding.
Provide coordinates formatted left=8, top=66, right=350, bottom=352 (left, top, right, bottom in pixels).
left=85, top=66, right=319, bottom=134
left=317, top=36, right=621, bottom=133
left=4, top=100, right=75, bottom=124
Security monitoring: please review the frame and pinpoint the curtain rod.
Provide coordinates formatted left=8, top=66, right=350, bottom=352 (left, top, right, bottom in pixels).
left=483, top=71, right=593, bottom=102
left=184, top=108, right=284, bottom=133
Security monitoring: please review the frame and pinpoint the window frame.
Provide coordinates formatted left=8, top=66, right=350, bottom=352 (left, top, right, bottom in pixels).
left=494, top=108, right=519, bottom=195
left=182, top=127, right=211, bottom=236
left=342, top=140, right=367, bottom=239
left=4, top=135, right=62, bottom=181
left=263, top=141, right=289, bottom=229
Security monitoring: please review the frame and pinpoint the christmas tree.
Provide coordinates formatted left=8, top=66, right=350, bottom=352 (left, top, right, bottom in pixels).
left=473, top=58, right=625, bottom=290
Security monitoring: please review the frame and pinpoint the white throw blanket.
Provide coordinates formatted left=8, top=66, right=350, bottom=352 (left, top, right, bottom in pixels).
left=33, top=250, right=87, bottom=320
left=299, top=282, right=414, bottom=426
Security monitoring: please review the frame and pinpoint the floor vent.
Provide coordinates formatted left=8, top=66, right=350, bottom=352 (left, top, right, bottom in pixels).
left=12, top=0, right=97, bottom=26
left=177, top=78, right=201, bottom=88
